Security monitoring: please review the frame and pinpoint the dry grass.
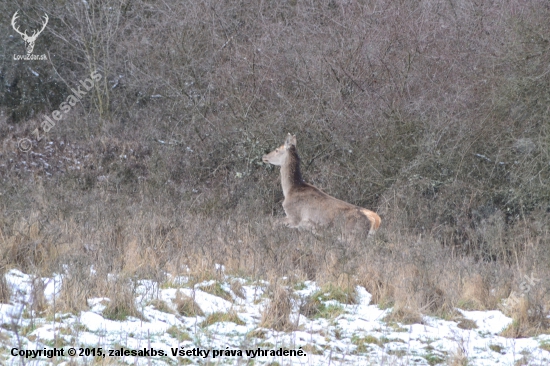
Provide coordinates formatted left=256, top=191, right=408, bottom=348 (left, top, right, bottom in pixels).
left=201, top=310, right=244, bottom=328
left=102, top=277, right=142, bottom=321
left=260, top=281, right=294, bottom=331
left=148, top=299, right=173, bottom=314
left=301, top=282, right=356, bottom=320
left=230, top=280, right=246, bottom=300
left=458, top=275, right=491, bottom=311
left=500, top=296, right=550, bottom=338
left=172, top=291, right=204, bottom=318
left=383, top=303, right=423, bottom=326
left=447, top=349, right=469, bottom=366
left=56, top=262, right=94, bottom=314
left=199, top=282, right=233, bottom=302
left=29, top=276, right=47, bottom=315
left=0, top=0, right=549, bottom=337
left=0, top=266, right=10, bottom=304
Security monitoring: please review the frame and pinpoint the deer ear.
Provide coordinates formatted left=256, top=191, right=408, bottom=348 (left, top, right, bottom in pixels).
left=285, top=133, right=296, bottom=149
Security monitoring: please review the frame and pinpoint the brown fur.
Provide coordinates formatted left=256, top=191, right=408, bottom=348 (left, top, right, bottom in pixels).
left=263, top=134, right=381, bottom=236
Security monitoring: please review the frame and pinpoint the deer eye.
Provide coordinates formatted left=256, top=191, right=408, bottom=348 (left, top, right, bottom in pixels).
left=275, top=149, right=279, bottom=152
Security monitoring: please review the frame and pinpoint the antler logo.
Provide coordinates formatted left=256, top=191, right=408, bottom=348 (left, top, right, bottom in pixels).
left=11, top=11, right=49, bottom=55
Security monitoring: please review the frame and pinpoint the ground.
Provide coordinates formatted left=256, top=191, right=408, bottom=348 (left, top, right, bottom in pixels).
left=1, top=268, right=550, bottom=365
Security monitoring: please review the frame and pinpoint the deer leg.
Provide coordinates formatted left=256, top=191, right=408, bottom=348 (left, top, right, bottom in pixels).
left=278, top=216, right=301, bottom=228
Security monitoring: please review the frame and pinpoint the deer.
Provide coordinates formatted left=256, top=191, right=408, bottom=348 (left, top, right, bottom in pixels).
left=11, top=11, right=49, bottom=55
left=262, top=134, right=381, bottom=239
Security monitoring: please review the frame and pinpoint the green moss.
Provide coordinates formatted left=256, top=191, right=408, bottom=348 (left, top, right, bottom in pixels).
left=149, top=299, right=174, bottom=314
left=351, top=334, right=384, bottom=353
left=386, top=321, right=408, bottom=332
left=314, top=284, right=358, bottom=304
left=425, top=352, right=445, bottom=365
left=19, top=323, right=37, bottom=336
left=176, top=357, right=194, bottom=365
left=302, top=284, right=357, bottom=320
left=317, top=303, right=345, bottom=320
left=103, top=304, right=134, bottom=321
left=489, top=344, right=504, bottom=354
left=200, top=311, right=245, bottom=328
left=43, top=337, right=68, bottom=348
left=538, top=340, right=550, bottom=352
left=301, top=344, right=323, bottom=355
left=198, top=282, right=233, bottom=302
left=166, top=325, right=192, bottom=342
left=387, top=349, right=407, bottom=357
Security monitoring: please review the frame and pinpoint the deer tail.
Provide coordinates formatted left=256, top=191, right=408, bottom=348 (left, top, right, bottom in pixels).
left=361, top=208, right=381, bottom=235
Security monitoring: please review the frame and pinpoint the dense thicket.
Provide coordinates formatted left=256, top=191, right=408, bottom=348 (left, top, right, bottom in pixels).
left=0, top=1, right=549, bottom=328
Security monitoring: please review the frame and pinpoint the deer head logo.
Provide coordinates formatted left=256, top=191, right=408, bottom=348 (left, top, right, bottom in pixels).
left=11, top=11, right=49, bottom=55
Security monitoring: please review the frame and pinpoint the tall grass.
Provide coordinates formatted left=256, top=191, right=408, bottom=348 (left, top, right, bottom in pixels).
left=1, top=0, right=549, bottom=335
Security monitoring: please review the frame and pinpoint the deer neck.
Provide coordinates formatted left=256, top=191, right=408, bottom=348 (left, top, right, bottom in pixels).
left=280, top=147, right=304, bottom=197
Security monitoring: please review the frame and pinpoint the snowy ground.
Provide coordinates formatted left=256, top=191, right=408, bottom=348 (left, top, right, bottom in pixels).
left=1, top=268, right=549, bottom=365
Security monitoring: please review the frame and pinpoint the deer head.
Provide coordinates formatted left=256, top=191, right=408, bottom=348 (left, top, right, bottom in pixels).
left=11, top=11, right=49, bottom=55
left=262, top=134, right=297, bottom=166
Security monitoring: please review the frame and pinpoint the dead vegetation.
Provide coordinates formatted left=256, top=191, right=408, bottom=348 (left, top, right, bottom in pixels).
left=260, top=280, right=294, bottom=332
left=172, top=291, right=204, bottom=318
left=0, top=0, right=549, bottom=335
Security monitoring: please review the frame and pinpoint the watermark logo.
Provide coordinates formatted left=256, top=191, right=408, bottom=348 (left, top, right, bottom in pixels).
left=501, top=272, right=541, bottom=311
left=11, top=10, right=48, bottom=61
left=17, top=71, right=103, bottom=152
